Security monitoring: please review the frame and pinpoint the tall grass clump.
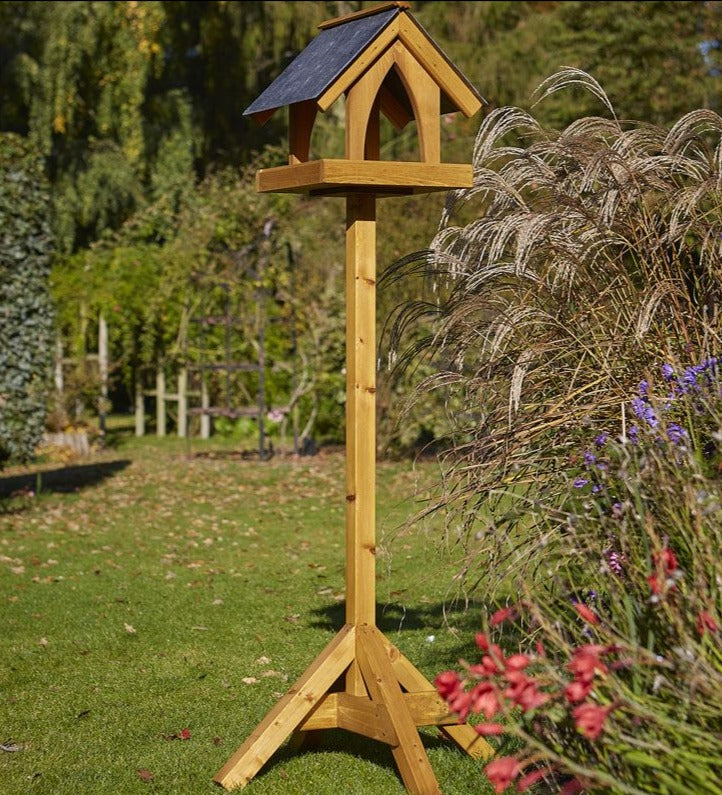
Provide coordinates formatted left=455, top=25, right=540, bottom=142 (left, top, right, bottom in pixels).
left=387, top=69, right=722, bottom=590
left=385, top=70, right=722, bottom=792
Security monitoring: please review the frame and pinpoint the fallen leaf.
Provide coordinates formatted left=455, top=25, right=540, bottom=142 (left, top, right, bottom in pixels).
left=124, top=623, right=136, bottom=634
left=255, top=656, right=271, bottom=665
left=191, top=625, right=209, bottom=631
left=241, top=677, right=259, bottom=685
left=137, top=769, right=154, bottom=782
left=39, top=637, right=48, bottom=647
left=212, top=736, right=222, bottom=746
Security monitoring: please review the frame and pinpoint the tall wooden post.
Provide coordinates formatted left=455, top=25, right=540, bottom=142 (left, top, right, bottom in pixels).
left=345, top=194, right=377, bottom=694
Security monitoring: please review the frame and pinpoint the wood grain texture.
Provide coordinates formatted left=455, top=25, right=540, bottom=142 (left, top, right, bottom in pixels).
left=255, top=159, right=473, bottom=195
left=345, top=195, right=377, bottom=633
left=318, top=19, right=399, bottom=111
left=397, top=15, right=482, bottom=118
left=385, top=640, right=495, bottom=761
left=289, top=100, right=317, bottom=164
left=357, top=625, right=441, bottom=795
left=214, top=625, right=355, bottom=790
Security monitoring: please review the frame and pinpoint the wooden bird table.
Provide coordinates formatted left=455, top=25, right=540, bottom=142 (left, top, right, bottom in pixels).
left=215, top=4, right=492, bottom=792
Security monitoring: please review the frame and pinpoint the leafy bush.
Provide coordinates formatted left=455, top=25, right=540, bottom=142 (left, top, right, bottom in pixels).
left=436, top=367, right=722, bottom=793
left=0, top=133, right=55, bottom=465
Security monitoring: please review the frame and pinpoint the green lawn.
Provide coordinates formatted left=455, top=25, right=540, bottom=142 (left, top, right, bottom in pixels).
left=1, top=421, right=499, bottom=794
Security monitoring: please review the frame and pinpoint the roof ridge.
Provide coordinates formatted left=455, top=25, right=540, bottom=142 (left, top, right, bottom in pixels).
left=318, top=2, right=410, bottom=31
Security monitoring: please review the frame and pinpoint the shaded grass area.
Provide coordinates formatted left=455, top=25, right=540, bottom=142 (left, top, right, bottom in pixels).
left=1, top=420, right=500, bottom=794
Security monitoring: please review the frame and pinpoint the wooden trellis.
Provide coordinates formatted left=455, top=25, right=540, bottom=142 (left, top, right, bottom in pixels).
left=215, top=4, right=490, bottom=793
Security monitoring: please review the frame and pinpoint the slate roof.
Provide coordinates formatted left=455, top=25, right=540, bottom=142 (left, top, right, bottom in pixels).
left=243, top=7, right=401, bottom=117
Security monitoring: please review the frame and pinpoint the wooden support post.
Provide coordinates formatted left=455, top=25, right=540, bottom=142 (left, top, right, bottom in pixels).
left=98, top=312, right=108, bottom=436
left=135, top=373, right=145, bottom=437
left=345, top=193, right=377, bottom=696
left=156, top=367, right=166, bottom=437
left=177, top=367, right=188, bottom=438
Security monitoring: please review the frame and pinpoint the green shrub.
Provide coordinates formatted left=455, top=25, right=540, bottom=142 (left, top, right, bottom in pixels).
left=0, top=133, right=55, bottom=465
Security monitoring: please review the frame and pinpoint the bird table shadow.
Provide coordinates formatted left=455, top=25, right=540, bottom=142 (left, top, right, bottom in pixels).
left=0, top=459, right=131, bottom=500
left=308, top=599, right=488, bottom=670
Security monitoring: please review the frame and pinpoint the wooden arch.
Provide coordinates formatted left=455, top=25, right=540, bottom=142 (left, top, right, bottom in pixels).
left=345, top=40, right=440, bottom=162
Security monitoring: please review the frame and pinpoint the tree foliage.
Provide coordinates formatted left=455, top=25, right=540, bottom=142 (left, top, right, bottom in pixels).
left=0, top=133, right=55, bottom=464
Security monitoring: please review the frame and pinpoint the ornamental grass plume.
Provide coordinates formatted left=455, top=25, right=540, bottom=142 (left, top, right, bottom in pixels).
left=384, top=70, right=722, bottom=594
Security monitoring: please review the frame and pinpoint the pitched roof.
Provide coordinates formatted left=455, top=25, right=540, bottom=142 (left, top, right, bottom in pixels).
left=244, top=6, right=401, bottom=118
left=243, top=3, right=484, bottom=121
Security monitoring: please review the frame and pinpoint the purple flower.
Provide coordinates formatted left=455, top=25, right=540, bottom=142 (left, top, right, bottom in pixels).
left=583, top=450, right=596, bottom=468
left=607, top=550, right=625, bottom=575
left=573, top=477, right=589, bottom=488
left=632, top=397, right=658, bottom=428
left=666, top=423, right=686, bottom=445
left=628, top=425, right=639, bottom=444
left=592, top=483, right=604, bottom=494
left=661, top=364, right=674, bottom=381
left=594, top=432, right=609, bottom=448
left=639, top=380, right=649, bottom=396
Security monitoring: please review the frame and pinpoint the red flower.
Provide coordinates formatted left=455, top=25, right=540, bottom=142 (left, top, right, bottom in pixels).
left=471, top=681, right=502, bottom=720
left=573, top=703, right=613, bottom=740
left=574, top=603, right=599, bottom=625
left=448, top=688, right=473, bottom=721
left=654, top=547, right=678, bottom=573
left=475, top=632, right=491, bottom=650
left=567, top=648, right=608, bottom=684
left=490, top=606, right=516, bottom=626
left=697, top=610, right=719, bottom=636
left=647, top=573, right=661, bottom=594
left=564, top=679, right=593, bottom=703
left=559, top=778, right=584, bottom=795
left=517, top=768, right=547, bottom=792
left=474, top=722, right=505, bottom=736
left=505, top=653, right=531, bottom=671
left=435, top=671, right=461, bottom=700
left=485, top=756, right=521, bottom=793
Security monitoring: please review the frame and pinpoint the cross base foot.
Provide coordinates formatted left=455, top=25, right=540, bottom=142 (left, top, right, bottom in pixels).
left=214, top=624, right=493, bottom=793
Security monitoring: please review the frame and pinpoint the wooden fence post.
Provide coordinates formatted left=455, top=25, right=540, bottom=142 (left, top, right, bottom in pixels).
left=177, top=367, right=188, bottom=438
left=156, top=367, right=166, bottom=437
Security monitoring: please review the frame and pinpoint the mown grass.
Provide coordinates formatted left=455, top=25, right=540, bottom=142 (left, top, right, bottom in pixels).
left=1, top=419, right=500, bottom=795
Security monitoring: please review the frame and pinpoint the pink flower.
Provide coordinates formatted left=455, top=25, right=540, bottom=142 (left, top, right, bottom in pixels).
left=434, top=671, right=461, bottom=700
left=505, top=653, right=531, bottom=671
left=574, top=603, right=599, bottom=625
left=697, top=610, right=719, bottom=636
left=564, top=679, right=593, bottom=703
left=573, top=703, right=613, bottom=740
left=485, top=756, right=521, bottom=793
left=474, top=722, right=505, bottom=736
left=471, top=681, right=502, bottom=720
left=448, top=688, right=473, bottom=721
left=559, top=778, right=584, bottom=795
left=475, top=632, right=491, bottom=650
left=490, top=606, right=516, bottom=626
left=567, top=648, right=608, bottom=684
left=654, top=547, right=678, bottom=573
left=517, top=768, right=547, bottom=792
